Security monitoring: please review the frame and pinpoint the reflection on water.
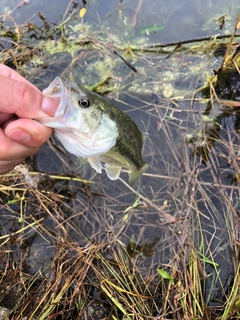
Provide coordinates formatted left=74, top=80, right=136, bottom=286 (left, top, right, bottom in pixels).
left=0, top=0, right=240, bottom=317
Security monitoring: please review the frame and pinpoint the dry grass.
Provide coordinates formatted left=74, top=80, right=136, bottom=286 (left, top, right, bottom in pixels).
left=0, top=107, right=239, bottom=319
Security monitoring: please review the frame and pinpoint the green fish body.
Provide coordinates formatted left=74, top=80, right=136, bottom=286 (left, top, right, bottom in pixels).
left=39, top=77, right=148, bottom=184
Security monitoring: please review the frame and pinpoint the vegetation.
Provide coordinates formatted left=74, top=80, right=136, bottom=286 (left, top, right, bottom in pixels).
left=0, top=1, right=240, bottom=319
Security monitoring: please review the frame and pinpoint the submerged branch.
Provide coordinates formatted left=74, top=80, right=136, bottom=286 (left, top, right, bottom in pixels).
left=129, top=33, right=240, bottom=53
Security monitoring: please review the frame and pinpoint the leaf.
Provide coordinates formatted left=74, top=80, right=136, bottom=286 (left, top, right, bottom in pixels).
left=140, top=24, right=164, bottom=35
left=124, top=196, right=141, bottom=213
left=79, top=7, right=86, bottom=19
left=157, top=269, right=174, bottom=284
left=8, top=199, right=17, bottom=205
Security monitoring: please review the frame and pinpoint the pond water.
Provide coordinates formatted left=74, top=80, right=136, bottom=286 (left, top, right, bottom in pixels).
left=0, top=0, right=240, bottom=317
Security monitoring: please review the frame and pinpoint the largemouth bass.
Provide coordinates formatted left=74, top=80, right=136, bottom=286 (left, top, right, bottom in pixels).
left=39, top=77, right=149, bottom=184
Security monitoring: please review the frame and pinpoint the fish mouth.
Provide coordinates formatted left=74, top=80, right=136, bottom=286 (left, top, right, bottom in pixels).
left=42, top=77, right=69, bottom=118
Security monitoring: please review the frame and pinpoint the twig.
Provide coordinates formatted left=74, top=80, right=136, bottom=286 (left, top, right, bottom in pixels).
left=218, top=13, right=240, bottom=71
left=118, top=0, right=123, bottom=11
left=87, top=36, right=137, bottom=72
left=113, top=50, right=137, bottom=72
left=133, top=33, right=240, bottom=51
left=132, top=0, right=143, bottom=27
left=63, top=0, right=74, bottom=19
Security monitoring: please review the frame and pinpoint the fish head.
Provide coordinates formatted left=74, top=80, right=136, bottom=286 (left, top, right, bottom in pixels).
left=39, top=77, right=119, bottom=159
left=42, top=77, right=103, bottom=133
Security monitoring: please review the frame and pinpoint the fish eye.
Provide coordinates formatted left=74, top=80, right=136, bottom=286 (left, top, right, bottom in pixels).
left=78, top=98, right=91, bottom=108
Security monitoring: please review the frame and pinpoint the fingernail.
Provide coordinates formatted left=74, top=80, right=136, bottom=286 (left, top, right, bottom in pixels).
left=7, top=129, right=31, bottom=144
left=42, top=97, right=58, bottom=116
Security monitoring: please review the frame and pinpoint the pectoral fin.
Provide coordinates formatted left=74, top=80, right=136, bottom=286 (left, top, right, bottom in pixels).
left=104, top=150, right=129, bottom=167
left=105, top=164, right=121, bottom=180
left=88, top=156, right=102, bottom=173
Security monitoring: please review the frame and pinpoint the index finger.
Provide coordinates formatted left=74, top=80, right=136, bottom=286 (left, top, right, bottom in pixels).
left=0, top=64, right=58, bottom=118
left=0, top=112, right=15, bottom=126
left=0, top=64, right=36, bottom=86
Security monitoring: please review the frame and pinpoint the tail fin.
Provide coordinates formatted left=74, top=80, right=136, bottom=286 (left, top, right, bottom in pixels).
left=128, top=163, right=149, bottom=185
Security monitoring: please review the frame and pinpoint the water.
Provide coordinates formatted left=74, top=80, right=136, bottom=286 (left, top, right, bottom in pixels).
left=0, top=0, right=240, bottom=316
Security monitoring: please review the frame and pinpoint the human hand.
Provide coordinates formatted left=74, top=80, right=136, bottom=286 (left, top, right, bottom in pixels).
left=0, top=64, right=58, bottom=174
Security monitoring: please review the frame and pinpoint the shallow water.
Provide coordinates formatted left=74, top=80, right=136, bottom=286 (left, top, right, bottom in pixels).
left=0, top=0, right=240, bottom=313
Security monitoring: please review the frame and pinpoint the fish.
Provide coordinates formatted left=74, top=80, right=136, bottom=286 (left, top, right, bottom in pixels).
left=38, top=76, right=149, bottom=184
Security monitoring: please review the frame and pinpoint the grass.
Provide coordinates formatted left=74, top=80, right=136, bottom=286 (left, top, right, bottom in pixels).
left=0, top=121, right=239, bottom=319
left=0, top=1, right=240, bottom=319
